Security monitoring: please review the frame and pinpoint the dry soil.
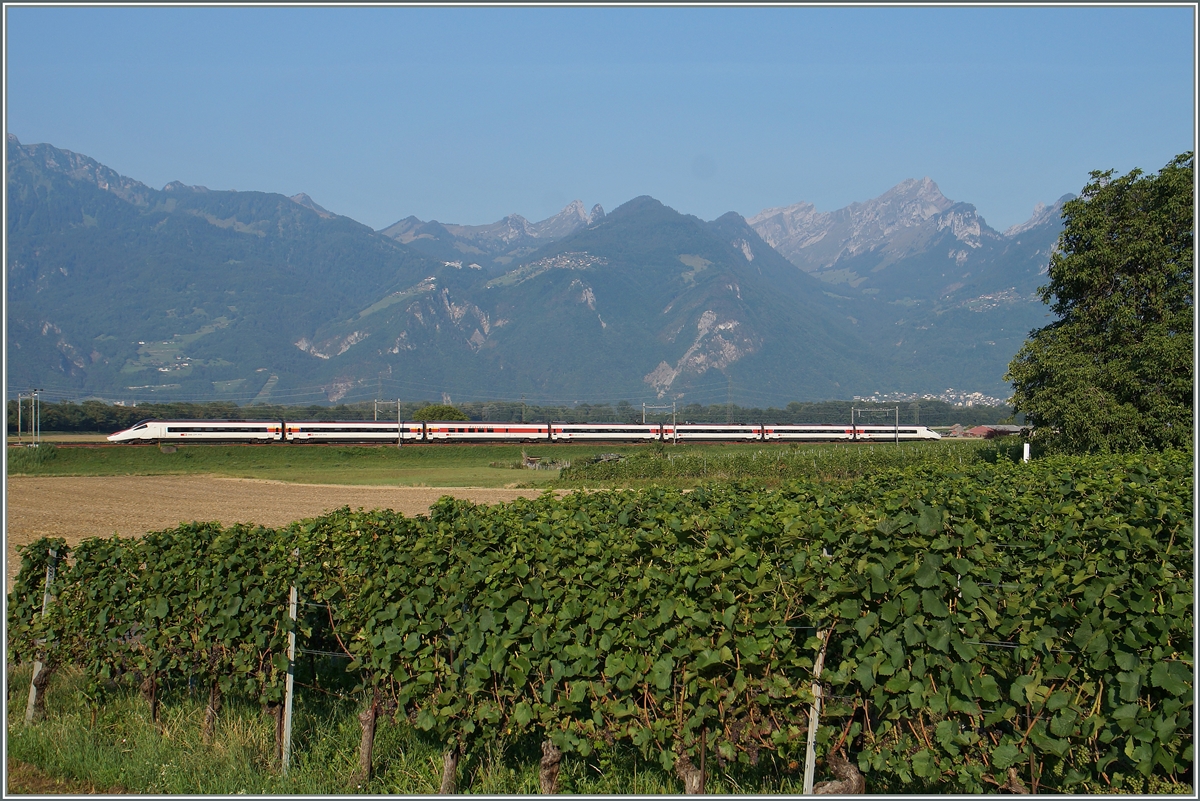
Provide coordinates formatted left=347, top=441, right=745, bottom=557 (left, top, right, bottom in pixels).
left=5, top=475, right=561, bottom=591
left=4, top=761, right=126, bottom=795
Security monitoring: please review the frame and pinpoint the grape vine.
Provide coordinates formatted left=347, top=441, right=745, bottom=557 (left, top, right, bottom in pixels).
left=9, top=450, right=1192, bottom=792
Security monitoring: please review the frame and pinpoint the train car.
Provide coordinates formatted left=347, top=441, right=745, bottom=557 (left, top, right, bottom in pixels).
left=550, top=423, right=664, bottom=442
left=420, top=422, right=550, bottom=442
left=285, top=421, right=404, bottom=443
left=763, top=424, right=940, bottom=441
left=665, top=424, right=763, bottom=442
left=763, top=425, right=850, bottom=441
left=780, top=425, right=940, bottom=441
left=849, top=425, right=941, bottom=441
left=107, top=419, right=283, bottom=443
left=285, top=421, right=554, bottom=443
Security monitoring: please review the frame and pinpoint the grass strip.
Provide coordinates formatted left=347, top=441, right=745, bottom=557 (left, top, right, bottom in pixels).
left=7, top=665, right=810, bottom=794
left=7, top=439, right=1013, bottom=489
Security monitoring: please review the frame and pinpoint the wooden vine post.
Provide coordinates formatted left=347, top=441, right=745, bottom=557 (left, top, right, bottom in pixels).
left=674, top=726, right=707, bottom=794
left=145, top=671, right=163, bottom=732
left=354, top=684, right=381, bottom=786
left=802, top=629, right=830, bottom=795
left=281, top=548, right=299, bottom=774
left=539, top=740, right=563, bottom=794
left=439, top=744, right=462, bottom=794
left=201, top=671, right=221, bottom=743
left=24, top=547, right=58, bottom=725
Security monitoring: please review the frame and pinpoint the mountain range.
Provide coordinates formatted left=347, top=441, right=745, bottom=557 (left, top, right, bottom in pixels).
left=5, top=134, right=1068, bottom=406
left=379, top=200, right=606, bottom=270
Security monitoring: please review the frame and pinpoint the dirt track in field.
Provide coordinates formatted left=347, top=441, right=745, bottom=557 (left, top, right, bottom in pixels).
left=5, top=476, right=562, bottom=591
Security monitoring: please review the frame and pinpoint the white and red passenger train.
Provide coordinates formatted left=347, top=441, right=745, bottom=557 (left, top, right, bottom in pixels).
left=107, top=419, right=941, bottom=444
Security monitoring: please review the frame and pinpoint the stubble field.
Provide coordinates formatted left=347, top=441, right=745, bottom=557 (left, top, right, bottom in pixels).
left=4, top=475, right=558, bottom=592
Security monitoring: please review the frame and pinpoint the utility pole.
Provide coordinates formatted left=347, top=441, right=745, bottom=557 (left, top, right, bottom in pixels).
left=851, top=405, right=900, bottom=444
left=33, top=390, right=42, bottom=445
left=521, top=394, right=526, bottom=423
left=643, top=402, right=677, bottom=438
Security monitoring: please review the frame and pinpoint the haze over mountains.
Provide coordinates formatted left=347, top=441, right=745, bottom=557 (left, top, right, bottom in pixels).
left=5, top=135, right=1068, bottom=406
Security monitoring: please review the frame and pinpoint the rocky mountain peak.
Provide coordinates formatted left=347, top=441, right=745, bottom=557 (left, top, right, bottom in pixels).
left=162, top=181, right=214, bottom=193
left=867, top=176, right=954, bottom=224
left=7, top=136, right=156, bottom=207
left=1003, top=193, right=1073, bottom=237
left=378, top=200, right=603, bottom=269
left=747, top=178, right=995, bottom=273
left=497, top=214, right=536, bottom=243
left=565, top=199, right=590, bottom=220
left=290, top=192, right=335, bottom=218
left=530, top=200, right=605, bottom=238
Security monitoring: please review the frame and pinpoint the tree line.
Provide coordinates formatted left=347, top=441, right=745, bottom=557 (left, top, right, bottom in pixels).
left=5, top=397, right=1018, bottom=434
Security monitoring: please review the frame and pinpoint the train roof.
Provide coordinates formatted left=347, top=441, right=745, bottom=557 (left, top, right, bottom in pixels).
left=124, top=418, right=282, bottom=424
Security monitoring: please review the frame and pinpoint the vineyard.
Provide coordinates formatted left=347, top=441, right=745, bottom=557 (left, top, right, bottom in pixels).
left=7, top=449, right=1193, bottom=793
left=559, top=439, right=1020, bottom=485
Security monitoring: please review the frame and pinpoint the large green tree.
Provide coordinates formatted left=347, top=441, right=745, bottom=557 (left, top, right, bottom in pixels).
left=411, top=404, right=470, bottom=422
left=1006, top=153, right=1193, bottom=453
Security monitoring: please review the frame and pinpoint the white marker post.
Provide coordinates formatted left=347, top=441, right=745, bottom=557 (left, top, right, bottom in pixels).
left=281, top=548, right=299, bottom=773
left=802, top=629, right=830, bottom=794
left=25, top=547, right=58, bottom=724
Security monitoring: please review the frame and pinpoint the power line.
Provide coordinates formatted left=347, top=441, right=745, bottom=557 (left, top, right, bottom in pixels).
left=7, top=375, right=890, bottom=410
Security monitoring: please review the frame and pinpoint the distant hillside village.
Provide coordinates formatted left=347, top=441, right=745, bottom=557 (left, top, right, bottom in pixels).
left=853, top=388, right=1010, bottom=408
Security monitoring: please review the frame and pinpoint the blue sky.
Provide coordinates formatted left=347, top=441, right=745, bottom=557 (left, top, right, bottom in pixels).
left=5, top=5, right=1195, bottom=232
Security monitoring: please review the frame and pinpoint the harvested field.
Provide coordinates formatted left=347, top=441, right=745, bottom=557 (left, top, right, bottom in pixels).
left=5, top=475, right=562, bottom=591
